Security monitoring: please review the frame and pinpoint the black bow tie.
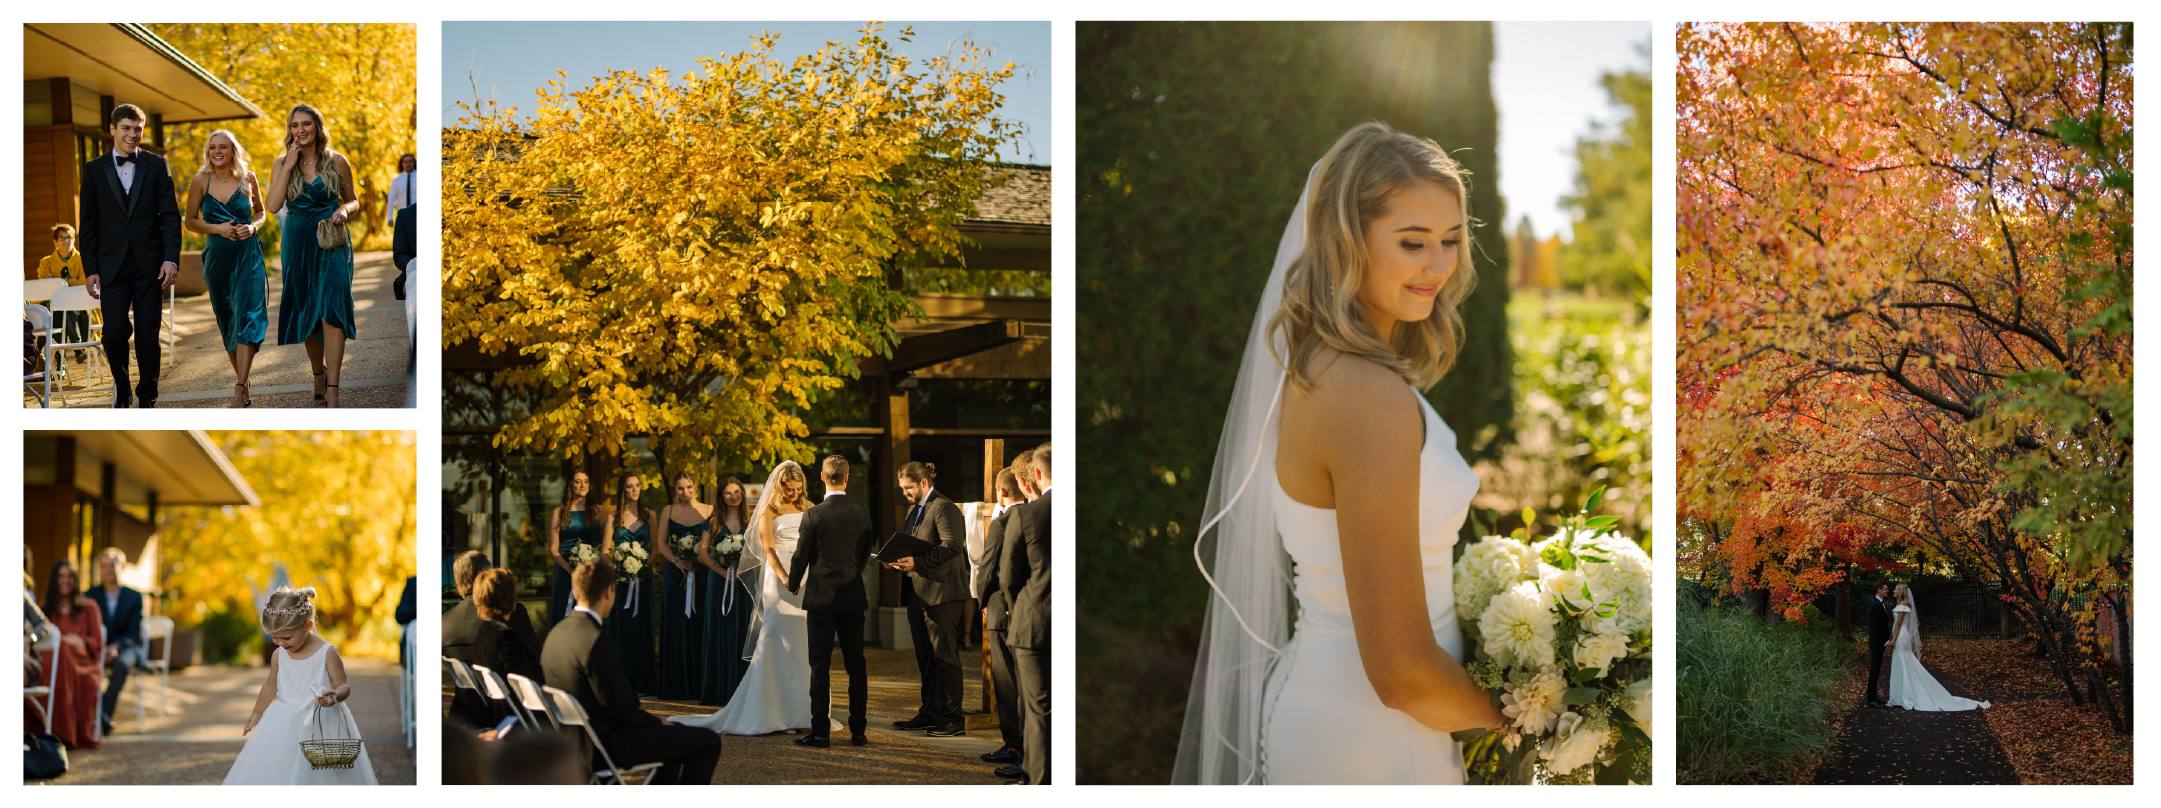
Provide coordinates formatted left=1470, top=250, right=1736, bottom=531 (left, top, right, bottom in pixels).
left=114, top=153, right=135, bottom=166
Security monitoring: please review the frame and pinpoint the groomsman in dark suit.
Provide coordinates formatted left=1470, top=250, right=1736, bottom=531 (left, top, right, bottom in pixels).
left=883, top=462, right=972, bottom=737
left=1002, top=442, right=1053, bottom=784
left=788, top=455, right=876, bottom=748
left=443, top=551, right=541, bottom=727
left=92, top=549, right=144, bottom=736
left=977, top=458, right=1033, bottom=776
left=77, top=104, right=181, bottom=407
left=540, top=558, right=721, bottom=784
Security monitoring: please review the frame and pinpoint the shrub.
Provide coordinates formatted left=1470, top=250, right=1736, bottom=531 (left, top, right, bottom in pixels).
left=1678, top=598, right=1849, bottom=783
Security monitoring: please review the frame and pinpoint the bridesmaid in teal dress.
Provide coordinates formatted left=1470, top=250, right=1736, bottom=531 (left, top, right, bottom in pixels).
left=548, top=471, right=602, bottom=625
left=182, top=130, right=269, bottom=408
left=655, top=473, right=710, bottom=700
left=262, top=103, right=360, bottom=408
left=697, top=477, right=754, bottom=706
left=605, top=473, right=659, bottom=694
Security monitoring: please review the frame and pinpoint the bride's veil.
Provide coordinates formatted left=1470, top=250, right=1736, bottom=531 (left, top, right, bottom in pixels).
left=1170, top=163, right=1318, bottom=785
left=735, top=460, right=800, bottom=660
left=1901, top=584, right=1923, bottom=656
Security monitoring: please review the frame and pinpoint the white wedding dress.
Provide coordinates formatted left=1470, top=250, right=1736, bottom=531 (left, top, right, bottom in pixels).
left=1260, top=388, right=1480, bottom=784
left=1887, top=603, right=1990, bottom=711
left=676, top=511, right=833, bottom=735
left=221, top=642, right=379, bottom=785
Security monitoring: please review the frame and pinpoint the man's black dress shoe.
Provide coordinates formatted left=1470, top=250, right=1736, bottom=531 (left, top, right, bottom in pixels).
left=995, top=764, right=1026, bottom=779
left=851, top=734, right=869, bottom=747
left=923, top=723, right=965, bottom=737
left=893, top=716, right=936, bottom=730
left=982, top=746, right=1021, bottom=764
left=795, top=734, right=831, bottom=748
left=1865, top=701, right=1886, bottom=708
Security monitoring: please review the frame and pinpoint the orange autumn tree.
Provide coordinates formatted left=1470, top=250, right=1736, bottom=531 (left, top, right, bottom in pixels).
left=1678, top=23, right=2131, bottom=732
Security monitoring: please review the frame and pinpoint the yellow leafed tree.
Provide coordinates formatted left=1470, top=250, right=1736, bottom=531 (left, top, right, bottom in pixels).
left=157, top=431, right=417, bottom=660
left=443, top=24, right=1021, bottom=474
left=149, top=23, right=417, bottom=251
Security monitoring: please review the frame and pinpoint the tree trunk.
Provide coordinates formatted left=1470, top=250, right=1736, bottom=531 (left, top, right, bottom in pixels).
left=1835, top=562, right=1854, bottom=639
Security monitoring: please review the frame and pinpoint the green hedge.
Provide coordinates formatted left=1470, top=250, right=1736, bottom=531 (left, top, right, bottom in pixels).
left=1077, top=22, right=1512, bottom=783
left=1678, top=599, right=1852, bottom=783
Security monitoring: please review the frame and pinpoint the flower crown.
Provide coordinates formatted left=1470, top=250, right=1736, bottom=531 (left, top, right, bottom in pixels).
left=264, top=606, right=313, bottom=616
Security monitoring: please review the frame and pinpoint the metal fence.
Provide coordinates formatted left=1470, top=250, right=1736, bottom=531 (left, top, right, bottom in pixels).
left=1814, top=584, right=2006, bottom=639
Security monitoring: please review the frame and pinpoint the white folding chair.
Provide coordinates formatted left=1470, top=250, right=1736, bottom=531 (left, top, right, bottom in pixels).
left=137, top=615, right=174, bottom=731
left=161, top=285, right=175, bottom=370
left=25, top=628, right=61, bottom=734
left=445, top=657, right=482, bottom=718
left=505, top=672, right=554, bottom=732
left=472, top=664, right=517, bottom=727
left=25, top=304, right=54, bottom=408
left=401, top=630, right=416, bottom=748
left=542, top=685, right=660, bottom=785
left=24, top=278, right=68, bottom=303
left=43, top=285, right=110, bottom=407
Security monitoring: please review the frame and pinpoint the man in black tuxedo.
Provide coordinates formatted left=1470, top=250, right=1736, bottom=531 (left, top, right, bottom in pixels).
left=1003, top=442, right=1054, bottom=784
left=540, top=558, right=721, bottom=784
left=92, top=550, right=145, bottom=735
left=443, top=551, right=540, bottom=727
left=787, top=455, right=876, bottom=747
left=78, top=104, right=181, bottom=408
left=1865, top=582, right=1893, bottom=708
left=882, top=462, right=971, bottom=737
left=976, top=462, right=1031, bottom=776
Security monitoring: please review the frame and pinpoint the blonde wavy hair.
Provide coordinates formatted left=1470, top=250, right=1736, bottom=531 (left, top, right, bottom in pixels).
left=1269, top=121, right=1477, bottom=391
left=259, top=585, right=319, bottom=634
left=282, top=103, right=341, bottom=199
left=195, top=129, right=251, bottom=185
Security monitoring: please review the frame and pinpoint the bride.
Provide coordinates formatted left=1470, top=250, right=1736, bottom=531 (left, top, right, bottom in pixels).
left=1887, top=583, right=1990, bottom=711
left=675, top=461, right=834, bottom=735
left=1173, top=123, right=1505, bottom=785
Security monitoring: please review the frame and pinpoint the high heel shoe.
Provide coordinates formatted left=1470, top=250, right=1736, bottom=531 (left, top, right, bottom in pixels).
left=232, top=383, right=252, bottom=409
left=324, top=383, right=339, bottom=409
left=312, top=369, right=327, bottom=406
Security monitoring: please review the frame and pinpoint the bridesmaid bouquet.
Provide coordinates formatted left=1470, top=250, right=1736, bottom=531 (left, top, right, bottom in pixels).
left=613, top=540, right=651, bottom=580
left=568, top=543, right=600, bottom=568
left=1452, top=486, right=1653, bottom=785
left=669, top=533, right=702, bottom=565
left=710, top=532, right=747, bottom=571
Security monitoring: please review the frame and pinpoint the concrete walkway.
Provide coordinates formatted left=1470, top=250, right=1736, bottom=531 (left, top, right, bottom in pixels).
left=27, top=251, right=413, bottom=408
left=29, top=657, right=417, bottom=785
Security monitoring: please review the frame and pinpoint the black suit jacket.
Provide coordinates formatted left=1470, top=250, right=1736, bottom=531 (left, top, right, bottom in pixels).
left=977, top=508, right=1015, bottom=631
left=901, top=489, right=970, bottom=606
left=442, top=598, right=539, bottom=668
left=475, top=618, right=544, bottom=685
left=790, top=493, right=874, bottom=613
left=78, top=150, right=182, bottom=284
left=391, top=205, right=416, bottom=299
left=1868, top=596, right=1893, bottom=644
left=94, top=585, right=144, bottom=653
left=539, top=610, right=658, bottom=748
left=1002, top=491, right=1052, bottom=651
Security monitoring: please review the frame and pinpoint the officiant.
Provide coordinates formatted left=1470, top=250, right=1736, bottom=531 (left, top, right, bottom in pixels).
left=881, top=462, right=970, bottom=738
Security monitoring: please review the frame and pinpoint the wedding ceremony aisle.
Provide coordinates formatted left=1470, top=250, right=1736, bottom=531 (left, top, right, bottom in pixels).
left=27, top=250, right=413, bottom=408
left=28, top=657, right=417, bottom=785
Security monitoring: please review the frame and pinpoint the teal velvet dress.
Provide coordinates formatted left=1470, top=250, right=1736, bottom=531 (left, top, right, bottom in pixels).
left=609, top=521, right=658, bottom=694
left=276, top=176, right=358, bottom=345
left=551, top=509, right=598, bottom=625
left=698, top=520, right=754, bottom=706
left=656, top=515, right=707, bottom=700
left=199, top=184, right=268, bottom=352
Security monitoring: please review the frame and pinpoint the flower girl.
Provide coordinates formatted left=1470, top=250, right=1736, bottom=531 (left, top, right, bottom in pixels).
left=222, top=586, right=379, bottom=785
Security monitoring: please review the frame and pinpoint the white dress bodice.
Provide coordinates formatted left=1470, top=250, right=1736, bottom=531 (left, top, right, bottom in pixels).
left=1261, top=389, right=1480, bottom=784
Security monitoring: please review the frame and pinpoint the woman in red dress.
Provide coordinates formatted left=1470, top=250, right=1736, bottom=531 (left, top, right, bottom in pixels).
left=32, top=559, right=105, bottom=749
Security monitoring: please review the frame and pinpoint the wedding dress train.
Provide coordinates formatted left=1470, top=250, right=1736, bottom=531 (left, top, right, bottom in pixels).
left=1887, top=603, right=1990, bottom=711
left=1259, top=388, right=1480, bottom=784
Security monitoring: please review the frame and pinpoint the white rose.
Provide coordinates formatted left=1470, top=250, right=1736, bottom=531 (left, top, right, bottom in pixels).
left=1478, top=581, right=1557, bottom=669
left=1622, top=678, right=1653, bottom=737
left=1574, top=630, right=1631, bottom=677
left=1499, top=665, right=1568, bottom=736
left=1539, top=711, right=1611, bottom=775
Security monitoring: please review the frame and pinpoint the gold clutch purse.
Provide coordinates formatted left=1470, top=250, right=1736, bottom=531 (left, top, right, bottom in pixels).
left=315, top=218, right=350, bottom=250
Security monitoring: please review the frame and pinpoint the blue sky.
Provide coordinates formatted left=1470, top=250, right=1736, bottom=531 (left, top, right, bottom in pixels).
left=1493, top=21, right=1652, bottom=241
left=443, top=21, right=1053, bottom=165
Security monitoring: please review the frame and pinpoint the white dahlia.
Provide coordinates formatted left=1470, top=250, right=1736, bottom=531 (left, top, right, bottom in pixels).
left=1478, top=581, right=1557, bottom=669
left=1499, top=665, right=1568, bottom=735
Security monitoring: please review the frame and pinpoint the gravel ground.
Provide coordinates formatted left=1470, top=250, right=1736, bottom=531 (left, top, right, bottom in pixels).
left=29, top=250, right=413, bottom=409
left=31, top=658, right=417, bottom=785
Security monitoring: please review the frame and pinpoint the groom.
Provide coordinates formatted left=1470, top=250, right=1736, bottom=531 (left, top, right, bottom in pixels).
left=78, top=103, right=181, bottom=407
left=788, top=456, right=875, bottom=747
left=1865, top=582, right=1892, bottom=708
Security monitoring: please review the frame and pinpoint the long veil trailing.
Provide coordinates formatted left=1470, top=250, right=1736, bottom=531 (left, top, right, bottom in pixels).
left=1170, top=164, right=1319, bottom=785
left=734, top=461, right=800, bottom=661
left=1902, top=588, right=1923, bottom=656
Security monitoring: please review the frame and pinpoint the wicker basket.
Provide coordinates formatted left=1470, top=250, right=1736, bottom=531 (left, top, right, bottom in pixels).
left=299, top=702, right=362, bottom=770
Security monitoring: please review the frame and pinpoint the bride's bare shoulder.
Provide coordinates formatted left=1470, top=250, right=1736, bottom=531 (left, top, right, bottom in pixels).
left=1290, top=347, right=1416, bottom=420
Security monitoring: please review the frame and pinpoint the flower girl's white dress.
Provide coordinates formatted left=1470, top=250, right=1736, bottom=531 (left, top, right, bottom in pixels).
left=1261, top=389, right=1479, bottom=784
left=222, top=642, right=379, bottom=785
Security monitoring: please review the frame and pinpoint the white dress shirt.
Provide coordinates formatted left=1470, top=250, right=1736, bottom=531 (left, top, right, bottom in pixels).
left=386, top=171, right=417, bottom=211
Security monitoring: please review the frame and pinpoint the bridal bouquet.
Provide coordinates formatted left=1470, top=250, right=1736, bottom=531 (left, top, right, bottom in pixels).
left=613, top=540, right=651, bottom=580
left=1452, top=486, right=1653, bottom=785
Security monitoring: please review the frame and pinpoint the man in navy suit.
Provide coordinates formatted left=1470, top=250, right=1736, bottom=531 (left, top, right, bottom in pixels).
left=77, top=103, right=181, bottom=407
left=93, top=549, right=146, bottom=735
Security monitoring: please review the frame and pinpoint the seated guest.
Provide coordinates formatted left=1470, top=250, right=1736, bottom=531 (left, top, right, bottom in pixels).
left=31, top=560, right=104, bottom=749
left=540, top=558, right=721, bottom=784
left=471, top=569, right=543, bottom=685
left=91, top=549, right=144, bottom=736
left=444, top=551, right=537, bottom=726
